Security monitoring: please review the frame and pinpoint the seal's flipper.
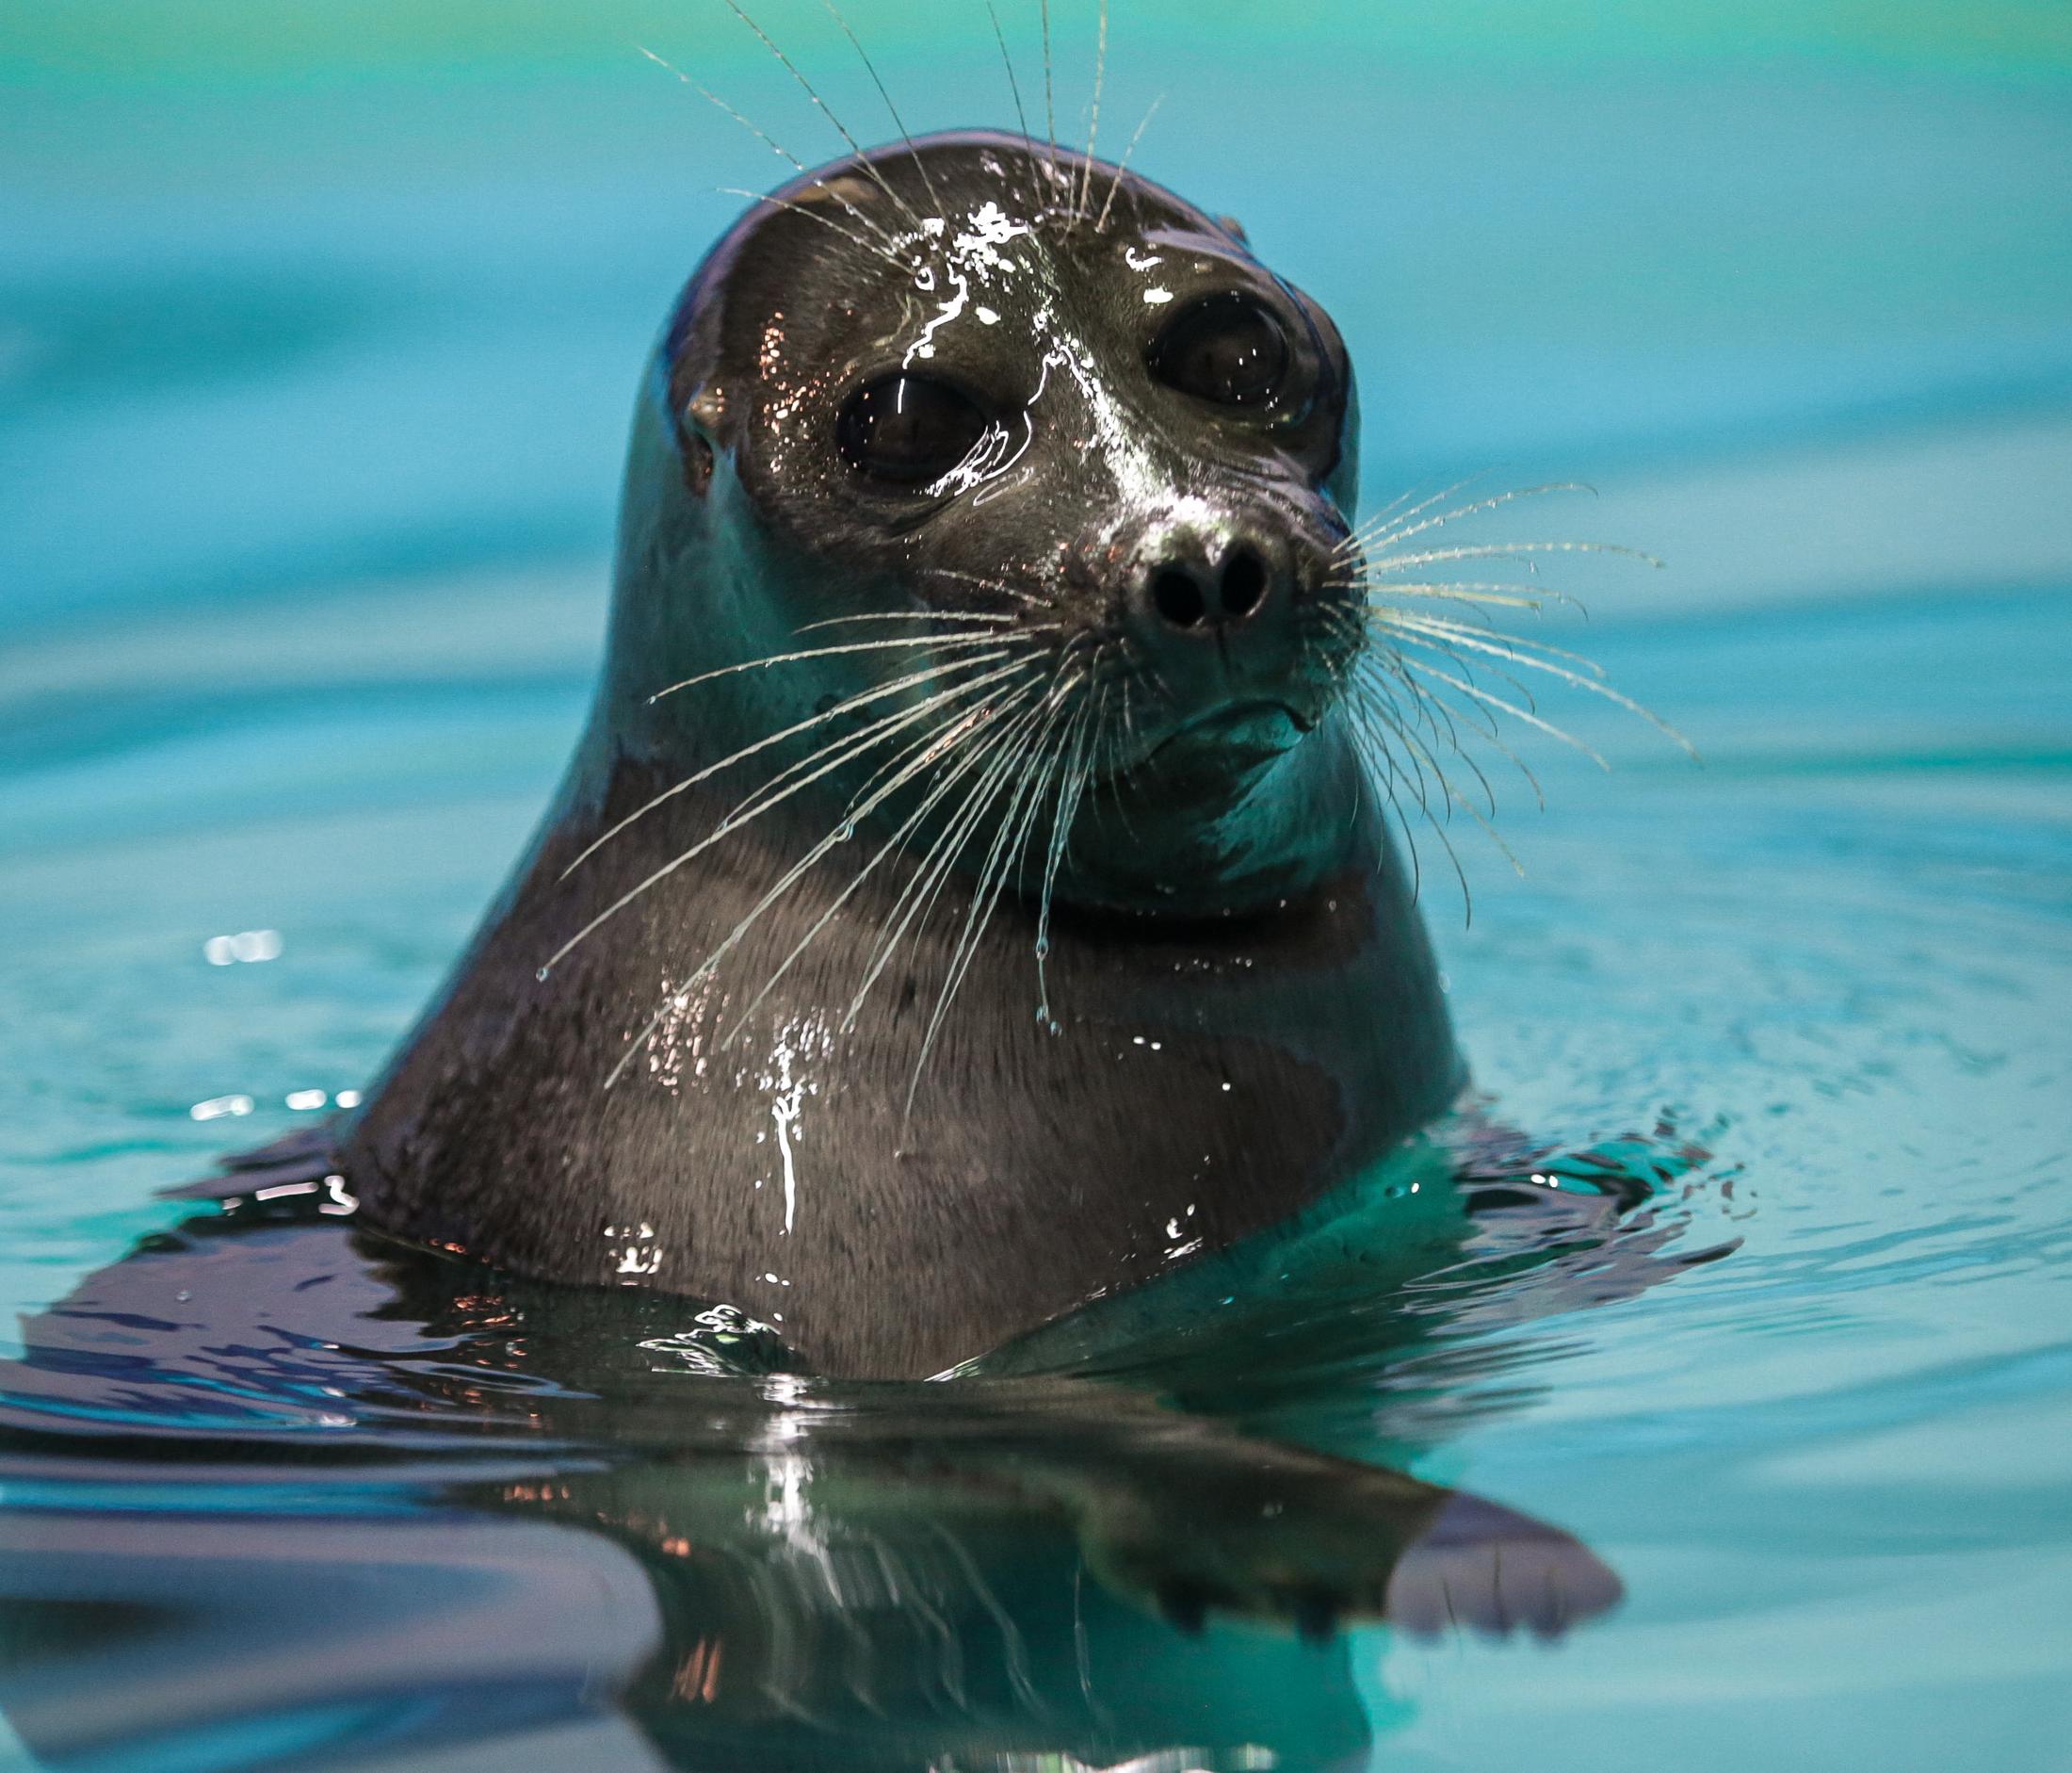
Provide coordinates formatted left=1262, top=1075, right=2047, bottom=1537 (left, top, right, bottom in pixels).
left=1069, top=1436, right=1620, bottom=1642
left=1383, top=1489, right=1625, bottom=1640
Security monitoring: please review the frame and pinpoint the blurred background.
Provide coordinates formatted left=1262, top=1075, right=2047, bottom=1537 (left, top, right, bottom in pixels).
left=3, top=4, right=2070, bottom=1769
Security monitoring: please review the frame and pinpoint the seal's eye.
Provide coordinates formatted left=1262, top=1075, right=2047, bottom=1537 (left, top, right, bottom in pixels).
left=1148, top=293, right=1290, bottom=408
left=836, top=374, right=989, bottom=486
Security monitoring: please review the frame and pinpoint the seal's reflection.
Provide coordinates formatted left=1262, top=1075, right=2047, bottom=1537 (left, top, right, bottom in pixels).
left=512, top=1372, right=1613, bottom=1772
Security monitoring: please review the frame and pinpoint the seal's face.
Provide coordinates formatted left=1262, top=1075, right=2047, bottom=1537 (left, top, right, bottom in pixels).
left=658, top=132, right=1372, bottom=913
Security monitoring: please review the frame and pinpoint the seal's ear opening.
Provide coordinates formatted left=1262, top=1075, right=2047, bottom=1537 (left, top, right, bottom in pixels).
left=1217, top=214, right=1250, bottom=245
left=679, top=387, right=722, bottom=498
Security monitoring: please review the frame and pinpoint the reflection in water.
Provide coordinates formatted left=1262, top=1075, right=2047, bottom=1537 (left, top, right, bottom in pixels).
left=0, top=1119, right=1726, bottom=1770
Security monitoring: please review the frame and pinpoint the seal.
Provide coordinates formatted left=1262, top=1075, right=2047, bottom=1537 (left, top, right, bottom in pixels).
left=337, top=130, right=1465, bottom=1379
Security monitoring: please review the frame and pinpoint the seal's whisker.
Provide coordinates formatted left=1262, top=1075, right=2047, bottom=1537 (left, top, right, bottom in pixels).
left=1368, top=618, right=1548, bottom=736
left=1358, top=489, right=1601, bottom=558
left=650, top=628, right=1021, bottom=701
left=1348, top=694, right=1439, bottom=840
left=1336, top=497, right=1473, bottom=561
left=993, top=707, right=1080, bottom=1034
left=818, top=0, right=945, bottom=215
left=1007, top=658, right=1089, bottom=919
left=715, top=0, right=931, bottom=235
left=1396, top=658, right=1612, bottom=771
left=1384, top=615, right=1694, bottom=754
left=1445, top=706, right=1549, bottom=811
left=857, top=705, right=1047, bottom=999
left=1343, top=476, right=1483, bottom=548
left=907, top=574, right=1051, bottom=610
left=1432, top=707, right=1505, bottom=817
left=1330, top=577, right=1552, bottom=614
left=1033, top=670, right=1102, bottom=1026
left=1314, top=587, right=1368, bottom=662
left=1388, top=669, right=1516, bottom=796
left=919, top=717, right=1060, bottom=1078
left=1044, top=0, right=1060, bottom=177
left=1368, top=654, right=1510, bottom=815
left=905, top=677, right=1081, bottom=1114
left=1377, top=609, right=1610, bottom=678
left=1394, top=732, right=1490, bottom=909
left=636, top=47, right=911, bottom=262
left=620, top=674, right=1049, bottom=1081
left=608, top=702, right=1008, bottom=1086
left=794, top=610, right=1024, bottom=632
left=1342, top=703, right=1432, bottom=903
left=1093, top=93, right=1162, bottom=234
left=1072, top=649, right=1127, bottom=812
left=1370, top=540, right=1663, bottom=573
left=1339, top=482, right=1594, bottom=557
left=1352, top=637, right=1496, bottom=821
left=718, top=683, right=1051, bottom=1043
left=563, top=649, right=1015, bottom=880
left=1343, top=700, right=1477, bottom=915
left=716, top=188, right=912, bottom=271
left=1373, top=698, right=1520, bottom=873
left=845, top=757, right=1020, bottom=1027
left=863, top=684, right=1058, bottom=989
left=885, top=668, right=1075, bottom=1008
left=845, top=689, right=1059, bottom=1023
left=816, top=677, right=1043, bottom=940
left=708, top=658, right=1033, bottom=837
left=1076, top=652, right=1152, bottom=838
left=1329, top=476, right=1689, bottom=858
left=1372, top=629, right=1561, bottom=811
left=1093, top=659, right=1126, bottom=784
left=982, top=2, right=1048, bottom=207
left=1358, top=635, right=1470, bottom=762
left=546, top=659, right=1033, bottom=978
left=910, top=566, right=1061, bottom=615
left=1397, top=721, right=1526, bottom=882
left=1075, top=0, right=1109, bottom=223
left=1040, top=0, right=1059, bottom=180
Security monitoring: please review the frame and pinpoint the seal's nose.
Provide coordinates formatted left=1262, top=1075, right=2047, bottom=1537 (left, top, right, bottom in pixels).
left=1138, top=535, right=1283, bottom=636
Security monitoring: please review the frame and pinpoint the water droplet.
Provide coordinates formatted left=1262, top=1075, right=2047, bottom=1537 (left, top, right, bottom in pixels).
left=1033, top=935, right=1050, bottom=960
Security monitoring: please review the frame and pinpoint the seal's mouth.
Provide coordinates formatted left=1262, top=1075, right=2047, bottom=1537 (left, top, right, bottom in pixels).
left=1129, top=698, right=1313, bottom=780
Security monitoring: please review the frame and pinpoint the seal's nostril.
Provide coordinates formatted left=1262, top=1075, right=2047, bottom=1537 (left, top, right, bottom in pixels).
left=1152, top=567, right=1209, bottom=629
left=1222, top=547, right=1268, bottom=619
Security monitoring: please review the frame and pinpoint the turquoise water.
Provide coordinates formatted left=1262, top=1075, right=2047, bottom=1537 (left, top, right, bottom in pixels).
left=5, top=11, right=2072, bottom=1769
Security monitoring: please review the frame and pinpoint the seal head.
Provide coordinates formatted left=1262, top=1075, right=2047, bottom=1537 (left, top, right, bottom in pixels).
left=616, top=132, right=1376, bottom=903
